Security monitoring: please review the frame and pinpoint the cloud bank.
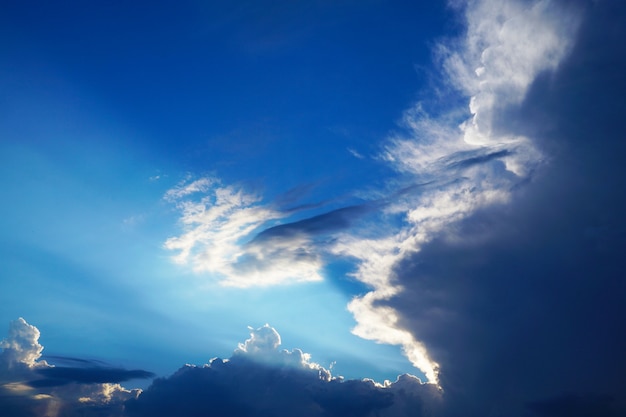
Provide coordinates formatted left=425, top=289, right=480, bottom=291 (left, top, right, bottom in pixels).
left=1, top=319, right=443, bottom=417
left=378, top=0, right=626, bottom=415
left=0, top=318, right=149, bottom=417
left=125, top=324, right=442, bottom=417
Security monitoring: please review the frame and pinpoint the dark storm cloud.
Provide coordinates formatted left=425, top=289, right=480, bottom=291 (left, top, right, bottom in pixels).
left=251, top=204, right=376, bottom=243
left=42, top=356, right=108, bottom=367
left=31, top=366, right=154, bottom=387
left=125, top=358, right=402, bottom=417
left=527, top=393, right=619, bottom=417
left=124, top=326, right=442, bottom=417
left=383, top=1, right=626, bottom=416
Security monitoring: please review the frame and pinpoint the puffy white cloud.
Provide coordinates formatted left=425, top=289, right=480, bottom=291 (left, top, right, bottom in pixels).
left=236, top=323, right=281, bottom=354
left=0, top=318, right=45, bottom=368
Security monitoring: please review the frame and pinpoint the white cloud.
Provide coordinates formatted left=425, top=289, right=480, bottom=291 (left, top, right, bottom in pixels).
left=236, top=324, right=281, bottom=355
left=164, top=177, right=325, bottom=287
left=0, top=317, right=45, bottom=368
left=233, top=324, right=332, bottom=379
left=163, top=177, right=215, bottom=202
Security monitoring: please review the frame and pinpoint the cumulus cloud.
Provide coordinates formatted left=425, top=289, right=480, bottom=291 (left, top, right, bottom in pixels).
left=2, top=320, right=441, bottom=416
left=126, top=324, right=442, bottom=417
left=0, top=318, right=149, bottom=417
left=31, top=367, right=154, bottom=388
left=0, top=318, right=45, bottom=368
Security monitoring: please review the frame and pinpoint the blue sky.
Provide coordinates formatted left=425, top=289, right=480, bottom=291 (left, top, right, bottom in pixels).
left=2, top=1, right=626, bottom=416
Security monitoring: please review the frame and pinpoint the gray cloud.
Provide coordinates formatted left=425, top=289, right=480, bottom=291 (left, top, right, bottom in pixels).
left=527, top=393, right=619, bottom=417
left=125, top=325, right=442, bottom=417
left=31, top=367, right=154, bottom=387
left=444, top=149, right=512, bottom=171
left=380, top=1, right=626, bottom=415
left=1, top=320, right=443, bottom=417
left=0, top=318, right=146, bottom=417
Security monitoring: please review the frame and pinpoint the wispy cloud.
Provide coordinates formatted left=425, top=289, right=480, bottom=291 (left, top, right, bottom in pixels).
left=164, top=177, right=326, bottom=287
left=348, top=147, right=365, bottom=159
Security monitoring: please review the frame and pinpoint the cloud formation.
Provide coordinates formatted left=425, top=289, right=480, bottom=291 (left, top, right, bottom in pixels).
left=125, top=324, right=442, bottom=417
left=0, top=318, right=148, bottom=417
left=162, top=0, right=586, bottom=387
left=0, top=318, right=45, bottom=368
left=375, top=0, right=626, bottom=415
left=326, top=0, right=582, bottom=387
left=32, top=367, right=154, bottom=388
left=1, top=319, right=446, bottom=416
left=164, top=177, right=327, bottom=287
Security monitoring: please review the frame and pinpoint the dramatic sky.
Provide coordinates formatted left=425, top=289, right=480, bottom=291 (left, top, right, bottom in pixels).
left=1, top=0, right=625, bottom=416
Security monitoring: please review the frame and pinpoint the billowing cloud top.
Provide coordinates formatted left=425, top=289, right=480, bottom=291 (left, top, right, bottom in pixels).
left=0, top=318, right=149, bottom=417
left=1, top=319, right=442, bottom=417
left=0, top=318, right=45, bottom=368
left=125, top=324, right=442, bottom=417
